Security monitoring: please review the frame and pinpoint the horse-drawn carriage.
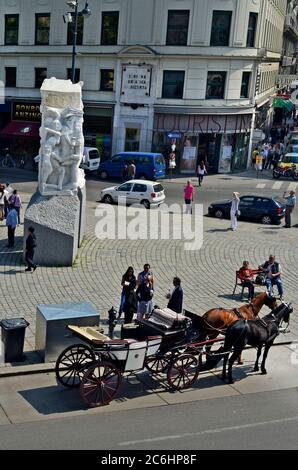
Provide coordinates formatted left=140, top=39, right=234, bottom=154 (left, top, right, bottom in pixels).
left=55, top=298, right=293, bottom=407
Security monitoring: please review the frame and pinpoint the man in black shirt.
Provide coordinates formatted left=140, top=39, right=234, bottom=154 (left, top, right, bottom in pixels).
left=25, top=226, right=37, bottom=272
left=167, top=277, right=183, bottom=314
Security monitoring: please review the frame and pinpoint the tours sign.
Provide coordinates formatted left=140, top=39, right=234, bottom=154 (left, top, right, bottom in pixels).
left=12, top=102, right=41, bottom=122
left=121, top=66, right=151, bottom=100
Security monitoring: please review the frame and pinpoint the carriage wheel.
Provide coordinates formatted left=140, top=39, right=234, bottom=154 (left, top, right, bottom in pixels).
left=144, top=353, right=172, bottom=374
left=80, top=361, right=122, bottom=407
left=55, top=344, right=96, bottom=388
left=167, top=354, right=199, bottom=391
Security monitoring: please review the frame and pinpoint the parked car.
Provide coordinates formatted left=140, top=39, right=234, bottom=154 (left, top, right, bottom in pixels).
left=100, top=180, right=165, bottom=209
left=208, top=195, right=285, bottom=225
left=80, top=147, right=100, bottom=172
left=34, top=147, right=100, bottom=172
left=98, top=152, right=166, bottom=181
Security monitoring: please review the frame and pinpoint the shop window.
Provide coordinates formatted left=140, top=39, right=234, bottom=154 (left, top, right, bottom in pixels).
left=241, top=72, right=251, bottom=98
left=5, top=67, right=16, bottom=87
left=166, top=10, right=189, bottom=46
left=162, top=71, right=185, bottom=99
left=5, top=14, right=19, bottom=45
left=35, top=13, right=50, bottom=45
left=67, top=68, right=80, bottom=83
left=247, top=13, right=258, bottom=47
left=100, top=69, right=114, bottom=91
left=67, top=15, right=84, bottom=45
left=101, top=11, right=119, bottom=45
left=35, top=68, right=47, bottom=89
left=206, top=72, right=226, bottom=99
left=210, top=11, right=232, bottom=47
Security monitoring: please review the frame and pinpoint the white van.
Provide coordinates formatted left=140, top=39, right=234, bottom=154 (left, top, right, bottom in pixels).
left=80, top=147, right=100, bottom=172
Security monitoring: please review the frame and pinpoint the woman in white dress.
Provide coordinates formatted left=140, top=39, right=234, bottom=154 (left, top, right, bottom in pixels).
left=230, top=192, right=240, bottom=231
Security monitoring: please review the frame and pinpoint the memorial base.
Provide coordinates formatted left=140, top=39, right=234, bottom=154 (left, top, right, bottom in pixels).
left=23, top=189, right=85, bottom=266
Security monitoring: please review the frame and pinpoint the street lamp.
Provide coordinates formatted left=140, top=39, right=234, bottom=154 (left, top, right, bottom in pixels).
left=63, top=1, right=91, bottom=83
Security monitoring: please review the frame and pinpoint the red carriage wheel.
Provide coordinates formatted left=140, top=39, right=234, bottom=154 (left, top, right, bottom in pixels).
left=144, top=352, right=172, bottom=374
left=80, top=361, right=122, bottom=407
left=167, top=354, right=199, bottom=391
left=55, top=344, right=96, bottom=388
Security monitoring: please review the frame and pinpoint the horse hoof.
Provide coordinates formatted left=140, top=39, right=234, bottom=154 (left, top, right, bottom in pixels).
left=238, top=361, right=244, bottom=365
left=221, top=375, right=226, bottom=381
left=253, top=367, right=259, bottom=372
left=229, top=379, right=234, bottom=384
left=261, top=370, right=267, bottom=375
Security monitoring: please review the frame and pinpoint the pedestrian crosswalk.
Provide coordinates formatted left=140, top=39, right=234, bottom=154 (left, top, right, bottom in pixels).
left=256, top=181, right=298, bottom=191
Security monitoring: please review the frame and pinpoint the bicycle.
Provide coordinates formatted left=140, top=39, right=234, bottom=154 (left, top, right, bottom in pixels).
left=1, top=151, right=16, bottom=168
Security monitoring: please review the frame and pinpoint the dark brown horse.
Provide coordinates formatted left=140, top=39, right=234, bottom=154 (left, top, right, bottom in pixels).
left=197, top=292, right=277, bottom=341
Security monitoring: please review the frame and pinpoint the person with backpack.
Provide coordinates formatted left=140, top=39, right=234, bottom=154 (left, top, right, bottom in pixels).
left=9, top=189, right=22, bottom=225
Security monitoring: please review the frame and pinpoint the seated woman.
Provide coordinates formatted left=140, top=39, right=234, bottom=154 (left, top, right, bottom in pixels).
left=239, top=261, right=255, bottom=302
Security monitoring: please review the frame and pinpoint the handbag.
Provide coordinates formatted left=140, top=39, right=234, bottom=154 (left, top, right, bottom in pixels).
left=255, top=273, right=267, bottom=285
left=235, top=210, right=241, bottom=217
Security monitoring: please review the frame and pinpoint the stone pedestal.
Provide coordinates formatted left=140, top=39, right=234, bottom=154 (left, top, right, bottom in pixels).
left=24, top=190, right=82, bottom=266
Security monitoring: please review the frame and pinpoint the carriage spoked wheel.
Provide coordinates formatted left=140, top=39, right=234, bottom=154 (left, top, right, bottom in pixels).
left=80, top=361, right=122, bottom=407
left=55, top=344, right=96, bottom=388
left=144, top=352, right=173, bottom=374
left=167, top=354, right=199, bottom=391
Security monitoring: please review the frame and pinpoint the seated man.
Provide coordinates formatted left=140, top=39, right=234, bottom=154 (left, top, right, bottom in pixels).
left=238, top=261, right=255, bottom=302
left=259, top=254, right=283, bottom=299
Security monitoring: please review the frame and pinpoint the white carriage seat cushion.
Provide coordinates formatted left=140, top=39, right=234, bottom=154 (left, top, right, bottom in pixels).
left=150, top=308, right=188, bottom=329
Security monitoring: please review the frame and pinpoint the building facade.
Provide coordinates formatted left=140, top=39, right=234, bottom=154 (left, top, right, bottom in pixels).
left=0, top=0, right=287, bottom=173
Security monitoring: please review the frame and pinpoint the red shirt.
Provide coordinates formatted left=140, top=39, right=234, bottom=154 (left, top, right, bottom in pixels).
left=239, top=267, right=254, bottom=281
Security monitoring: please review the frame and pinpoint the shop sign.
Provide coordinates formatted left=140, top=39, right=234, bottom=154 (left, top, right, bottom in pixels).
left=12, top=102, right=41, bottom=122
left=121, top=66, right=151, bottom=99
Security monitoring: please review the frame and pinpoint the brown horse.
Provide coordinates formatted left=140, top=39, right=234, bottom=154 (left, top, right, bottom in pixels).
left=198, top=292, right=277, bottom=342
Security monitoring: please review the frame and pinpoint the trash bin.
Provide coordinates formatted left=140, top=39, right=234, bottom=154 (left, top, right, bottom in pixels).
left=0, top=318, right=29, bottom=362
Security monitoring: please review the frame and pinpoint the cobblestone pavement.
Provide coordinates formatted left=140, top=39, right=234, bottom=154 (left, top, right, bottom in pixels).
left=0, top=171, right=297, bottom=358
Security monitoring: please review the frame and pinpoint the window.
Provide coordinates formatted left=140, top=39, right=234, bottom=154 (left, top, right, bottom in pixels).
left=118, top=183, right=133, bottom=192
left=162, top=71, right=185, bottom=99
left=35, top=13, right=50, bottom=45
left=35, top=68, right=47, bottom=88
left=67, top=15, right=84, bottom=45
left=111, top=155, right=122, bottom=163
left=100, top=69, right=114, bottom=91
left=5, top=14, right=19, bottom=45
left=241, top=72, right=251, bottom=98
left=155, top=155, right=165, bottom=165
left=239, top=197, right=255, bottom=207
left=153, top=184, right=164, bottom=193
left=67, top=68, right=80, bottom=83
left=166, top=10, right=189, bottom=46
left=247, top=13, right=258, bottom=47
left=206, top=72, right=226, bottom=99
left=5, top=67, right=16, bottom=87
left=210, top=11, right=232, bottom=46
left=101, top=11, right=119, bottom=45
left=132, top=183, right=147, bottom=192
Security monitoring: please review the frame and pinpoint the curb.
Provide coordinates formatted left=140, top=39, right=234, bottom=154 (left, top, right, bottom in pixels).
left=0, top=338, right=296, bottom=379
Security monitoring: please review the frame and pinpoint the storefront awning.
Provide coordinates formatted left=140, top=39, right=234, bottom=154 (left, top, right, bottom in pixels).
left=272, top=97, right=294, bottom=112
left=0, top=121, right=40, bottom=138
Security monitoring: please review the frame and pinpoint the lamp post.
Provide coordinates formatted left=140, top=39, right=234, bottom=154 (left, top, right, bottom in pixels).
left=64, top=1, right=91, bottom=83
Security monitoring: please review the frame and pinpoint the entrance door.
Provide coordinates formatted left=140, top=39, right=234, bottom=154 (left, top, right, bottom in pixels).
left=125, top=128, right=140, bottom=151
left=197, top=134, right=221, bottom=174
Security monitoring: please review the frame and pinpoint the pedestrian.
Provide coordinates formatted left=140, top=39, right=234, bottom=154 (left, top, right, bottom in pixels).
left=251, top=147, right=259, bottom=167
left=0, top=188, right=5, bottom=220
left=137, top=263, right=155, bottom=289
left=184, top=180, right=194, bottom=214
left=118, top=266, right=136, bottom=319
left=9, top=189, right=22, bottom=225
left=4, top=182, right=13, bottom=218
left=230, top=192, right=240, bottom=231
left=6, top=204, right=17, bottom=248
left=255, top=152, right=262, bottom=176
left=25, top=226, right=37, bottom=272
left=136, top=277, right=154, bottom=320
left=166, top=277, right=183, bottom=314
left=197, top=161, right=207, bottom=186
left=127, top=161, right=136, bottom=180
left=283, top=190, right=296, bottom=228
left=123, top=283, right=138, bottom=325
left=122, top=164, right=128, bottom=182
left=238, top=261, right=255, bottom=302
left=259, top=255, right=283, bottom=300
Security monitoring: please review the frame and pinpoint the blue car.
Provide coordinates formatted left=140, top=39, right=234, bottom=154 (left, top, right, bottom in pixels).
left=98, top=152, right=166, bottom=181
left=208, top=195, right=285, bottom=225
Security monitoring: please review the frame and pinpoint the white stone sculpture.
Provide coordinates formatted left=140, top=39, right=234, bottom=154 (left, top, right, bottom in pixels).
left=38, top=78, right=85, bottom=196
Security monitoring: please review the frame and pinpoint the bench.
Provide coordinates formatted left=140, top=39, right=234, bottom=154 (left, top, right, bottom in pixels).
left=232, top=270, right=262, bottom=300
